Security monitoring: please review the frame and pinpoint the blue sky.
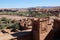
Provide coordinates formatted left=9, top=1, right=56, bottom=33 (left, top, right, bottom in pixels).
left=0, top=0, right=60, bottom=8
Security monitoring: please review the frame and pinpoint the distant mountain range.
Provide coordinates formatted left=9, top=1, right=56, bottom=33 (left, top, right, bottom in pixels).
left=0, top=6, right=60, bottom=16
left=0, top=6, right=60, bottom=12
left=36, top=6, right=60, bottom=8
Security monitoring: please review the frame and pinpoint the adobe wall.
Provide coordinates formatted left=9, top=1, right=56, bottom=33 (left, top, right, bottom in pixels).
left=32, top=18, right=51, bottom=40
left=15, top=17, right=53, bottom=40
left=40, top=18, right=51, bottom=40
left=44, top=18, right=54, bottom=40
left=45, top=19, right=60, bottom=40
left=32, top=18, right=40, bottom=40
left=53, top=19, right=60, bottom=40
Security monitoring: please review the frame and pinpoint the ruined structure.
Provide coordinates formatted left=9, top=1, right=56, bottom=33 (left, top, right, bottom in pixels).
left=11, top=17, right=54, bottom=40
left=53, top=19, right=60, bottom=40
left=1, top=17, right=60, bottom=40
left=32, top=18, right=40, bottom=40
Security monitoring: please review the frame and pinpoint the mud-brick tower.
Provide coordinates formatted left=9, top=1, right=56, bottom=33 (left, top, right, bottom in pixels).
left=32, top=18, right=40, bottom=40
left=32, top=17, right=49, bottom=40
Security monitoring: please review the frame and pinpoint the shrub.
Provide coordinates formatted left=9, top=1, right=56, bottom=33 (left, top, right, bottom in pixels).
left=9, top=23, right=19, bottom=29
left=0, top=24, right=8, bottom=29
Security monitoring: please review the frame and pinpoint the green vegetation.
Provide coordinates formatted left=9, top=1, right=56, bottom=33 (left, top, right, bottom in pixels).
left=0, top=11, right=49, bottom=17
left=29, top=11, right=49, bottom=17
left=0, top=17, right=19, bottom=30
left=0, top=11, right=49, bottom=30
left=0, top=12, right=29, bottom=16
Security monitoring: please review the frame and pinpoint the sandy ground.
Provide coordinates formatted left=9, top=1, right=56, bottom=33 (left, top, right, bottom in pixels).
left=0, top=15, right=32, bottom=40
left=0, top=15, right=27, bottom=20
left=0, top=32, right=16, bottom=40
left=0, top=15, right=34, bottom=20
left=0, top=15, right=56, bottom=40
left=0, top=29, right=32, bottom=40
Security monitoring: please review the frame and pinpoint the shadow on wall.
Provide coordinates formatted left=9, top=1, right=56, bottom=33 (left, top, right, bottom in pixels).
left=11, top=31, right=32, bottom=40
left=45, top=19, right=60, bottom=40
left=44, top=30, right=54, bottom=40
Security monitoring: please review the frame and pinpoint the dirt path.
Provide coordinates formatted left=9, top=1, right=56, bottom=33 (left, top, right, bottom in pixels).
left=0, top=15, right=27, bottom=20
left=0, top=15, right=34, bottom=20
